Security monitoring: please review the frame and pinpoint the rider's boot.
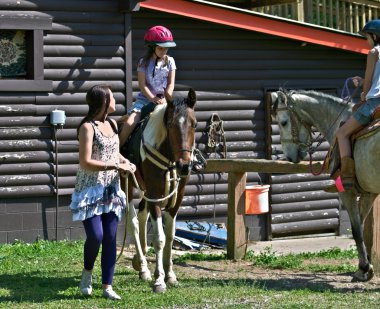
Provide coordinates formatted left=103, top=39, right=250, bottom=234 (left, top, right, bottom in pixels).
left=340, top=156, right=355, bottom=190
left=324, top=157, right=355, bottom=193
left=323, top=142, right=342, bottom=193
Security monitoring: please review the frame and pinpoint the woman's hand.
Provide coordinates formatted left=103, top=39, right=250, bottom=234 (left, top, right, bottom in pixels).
left=119, top=160, right=136, bottom=175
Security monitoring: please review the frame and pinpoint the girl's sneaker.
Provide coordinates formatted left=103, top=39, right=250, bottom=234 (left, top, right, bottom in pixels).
left=102, top=287, right=121, bottom=300
left=79, top=269, right=93, bottom=296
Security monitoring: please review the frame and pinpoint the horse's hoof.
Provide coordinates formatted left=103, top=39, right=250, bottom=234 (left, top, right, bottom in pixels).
left=132, top=254, right=141, bottom=271
left=367, top=264, right=375, bottom=281
left=152, top=284, right=166, bottom=293
left=352, top=264, right=375, bottom=282
left=165, top=276, right=178, bottom=286
left=139, top=270, right=152, bottom=281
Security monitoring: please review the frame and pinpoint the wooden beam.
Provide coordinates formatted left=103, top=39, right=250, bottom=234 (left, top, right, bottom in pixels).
left=227, top=172, right=247, bottom=259
left=204, top=158, right=321, bottom=173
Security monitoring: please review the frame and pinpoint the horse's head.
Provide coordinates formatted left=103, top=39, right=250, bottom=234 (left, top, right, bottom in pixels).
left=165, top=88, right=197, bottom=177
left=270, top=90, right=312, bottom=163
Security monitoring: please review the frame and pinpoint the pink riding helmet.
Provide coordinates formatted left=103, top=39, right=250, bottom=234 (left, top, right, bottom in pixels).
left=144, top=25, right=176, bottom=48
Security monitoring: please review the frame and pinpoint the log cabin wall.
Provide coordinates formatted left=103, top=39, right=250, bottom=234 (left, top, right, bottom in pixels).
left=0, top=1, right=365, bottom=243
left=0, top=0, right=130, bottom=242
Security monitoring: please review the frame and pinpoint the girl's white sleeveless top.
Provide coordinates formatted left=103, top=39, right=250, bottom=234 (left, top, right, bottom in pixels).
left=366, top=45, right=380, bottom=100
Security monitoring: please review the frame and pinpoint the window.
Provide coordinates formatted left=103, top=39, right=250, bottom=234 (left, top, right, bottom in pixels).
left=0, top=11, right=52, bottom=91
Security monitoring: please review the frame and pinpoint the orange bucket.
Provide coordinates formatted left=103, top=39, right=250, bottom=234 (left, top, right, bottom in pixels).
left=245, top=185, right=270, bottom=215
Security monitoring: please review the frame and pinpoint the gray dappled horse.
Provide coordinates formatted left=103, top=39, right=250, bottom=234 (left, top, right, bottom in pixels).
left=123, top=89, right=197, bottom=293
left=270, top=89, right=377, bottom=282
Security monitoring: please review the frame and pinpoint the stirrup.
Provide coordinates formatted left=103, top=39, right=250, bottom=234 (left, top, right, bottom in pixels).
left=323, top=181, right=339, bottom=193
left=323, top=176, right=345, bottom=193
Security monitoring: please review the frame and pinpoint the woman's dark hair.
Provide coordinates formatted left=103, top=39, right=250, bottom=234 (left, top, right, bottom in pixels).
left=77, top=84, right=111, bottom=138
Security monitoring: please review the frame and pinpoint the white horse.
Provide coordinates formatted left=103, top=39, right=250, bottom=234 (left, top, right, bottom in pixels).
left=270, top=89, right=377, bottom=282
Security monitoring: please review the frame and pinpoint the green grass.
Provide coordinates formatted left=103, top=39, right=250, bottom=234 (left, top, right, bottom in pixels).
left=243, top=246, right=358, bottom=272
left=0, top=240, right=379, bottom=308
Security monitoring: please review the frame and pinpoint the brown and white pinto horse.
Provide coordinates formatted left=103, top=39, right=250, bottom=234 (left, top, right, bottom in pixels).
left=123, top=89, right=197, bottom=293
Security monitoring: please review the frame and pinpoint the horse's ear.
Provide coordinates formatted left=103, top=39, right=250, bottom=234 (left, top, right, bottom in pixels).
left=270, top=92, right=278, bottom=105
left=270, top=91, right=279, bottom=117
left=277, top=91, right=288, bottom=107
left=187, top=88, right=196, bottom=108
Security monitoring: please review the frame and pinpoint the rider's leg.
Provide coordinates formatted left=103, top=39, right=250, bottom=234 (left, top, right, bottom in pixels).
left=324, top=117, right=362, bottom=193
left=119, top=112, right=141, bottom=146
left=336, top=117, right=362, bottom=190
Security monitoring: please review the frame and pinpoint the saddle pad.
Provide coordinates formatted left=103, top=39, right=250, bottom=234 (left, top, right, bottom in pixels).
left=352, top=118, right=380, bottom=141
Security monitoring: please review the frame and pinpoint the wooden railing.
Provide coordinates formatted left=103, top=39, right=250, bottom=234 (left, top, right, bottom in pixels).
left=252, top=0, right=380, bottom=33
left=208, top=0, right=380, bottom=34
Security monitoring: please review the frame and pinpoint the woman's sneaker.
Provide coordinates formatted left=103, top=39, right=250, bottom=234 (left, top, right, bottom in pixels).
left=79, top=269, right=93, bottom=296
left=103, top=287, right=121, bottom=300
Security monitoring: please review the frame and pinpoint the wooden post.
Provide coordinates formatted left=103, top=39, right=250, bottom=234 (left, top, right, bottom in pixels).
left=364, top=197, right=380, bottom=272
left=227, top=172, right=247, bottom=260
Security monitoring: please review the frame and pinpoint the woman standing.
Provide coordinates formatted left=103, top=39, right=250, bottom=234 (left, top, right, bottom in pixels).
left=70, top=84, right=136, bottom=300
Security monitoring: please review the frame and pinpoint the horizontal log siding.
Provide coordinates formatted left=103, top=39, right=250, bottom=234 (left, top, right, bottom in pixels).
left=0, top=0, right=129, bottom=242
left=0, top=1, right=127, bottom=200
left=0, top=3, right=366, bottom=242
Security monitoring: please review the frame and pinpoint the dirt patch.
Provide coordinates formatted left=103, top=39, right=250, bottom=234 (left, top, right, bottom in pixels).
left=119, top=247, right=380, bottom=292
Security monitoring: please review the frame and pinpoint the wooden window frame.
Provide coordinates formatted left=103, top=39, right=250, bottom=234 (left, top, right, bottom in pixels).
left=0, top=11, right=52, bottom=91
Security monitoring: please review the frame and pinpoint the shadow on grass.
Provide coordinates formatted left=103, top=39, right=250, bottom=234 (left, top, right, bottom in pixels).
left=179, top=272, right=380, bottom=294
left=0, top=271, right=80, bottom=303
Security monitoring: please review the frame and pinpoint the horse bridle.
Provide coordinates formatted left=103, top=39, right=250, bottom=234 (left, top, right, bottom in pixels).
left=166, top=115, right=197, bottom=175
left=272, top=91, right=313, bottom=152
left=272, top=90, right=328, bottom=175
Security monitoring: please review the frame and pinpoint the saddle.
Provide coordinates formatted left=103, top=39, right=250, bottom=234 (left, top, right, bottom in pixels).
left=351, top=118, right=380, bottom=141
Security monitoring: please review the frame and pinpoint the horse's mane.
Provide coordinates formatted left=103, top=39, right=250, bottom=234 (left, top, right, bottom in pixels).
left=141, top=97, right=191, bottom=158
left=286, top=89, right=347, bottom=106
left=143, top=104, right=168, bottom=148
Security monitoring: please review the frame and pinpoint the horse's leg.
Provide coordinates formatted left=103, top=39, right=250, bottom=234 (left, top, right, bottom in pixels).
left=137, top=199, right=150, bottom=255
left=126, top=184, right=151, bottom=281
left=352, top=192, right=377, bottom=281
left=163, top=211, right=178, bottom=286
left=340, top=191, right=374, bottom=281
left=150, top=206, right=167, bottom=293
left=359, top=192, right=377, bottom=223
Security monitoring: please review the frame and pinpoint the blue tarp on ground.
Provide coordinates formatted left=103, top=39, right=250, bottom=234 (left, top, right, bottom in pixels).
left=175, top=221, right=227, bottom=247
